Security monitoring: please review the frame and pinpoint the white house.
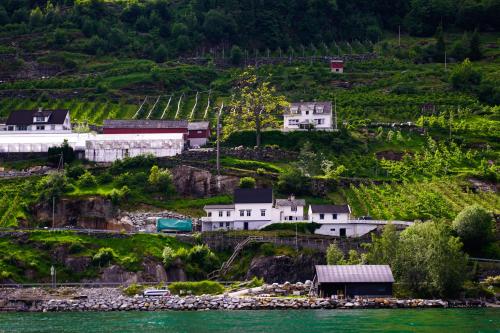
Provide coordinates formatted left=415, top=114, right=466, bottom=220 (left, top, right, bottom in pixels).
left=3, top=108, right=71, bottom=133
left=283, top=101, right=335, bottom=131
left=310, top=204, right=412, bottom=237
left=201, top=190, right=306, bottom=232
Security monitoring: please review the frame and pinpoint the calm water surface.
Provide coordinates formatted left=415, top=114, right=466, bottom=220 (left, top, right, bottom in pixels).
left=0, top=309, right=499, bottom=333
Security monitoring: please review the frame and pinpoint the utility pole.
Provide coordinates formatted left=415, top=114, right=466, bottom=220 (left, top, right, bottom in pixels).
left=334, top=97, right=338, bottom=131
left=398, top=25, right=401, bottom=47
left=52, top=196, right=55, bottom=228
left=444, top=51, right=447, bottom=71
left=295, top=223, right=298, bottom=251
left=216, top=103, right=223, bottom=177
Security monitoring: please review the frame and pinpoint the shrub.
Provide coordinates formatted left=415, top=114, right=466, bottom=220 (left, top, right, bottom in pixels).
left=93, top=247, right=117, bottom=266
left=262, top=222, right=319, bottom=234
left=123, top=284, right=145, bottom=296
left=247, top=276, right=264, bottom=288
left=452, top=205, right=494, bottom=250
left=326, top=243, right=345, bottom=265
left=239, top=177, right=256, bottom=189
left=68, top=242, right=85, bottom=254
left=168, top=281, right=224, bottom=295
left=256, top=168, right=266, bottom=175
left=77, top=170, right=97, bottom=188
left=450, top=59, right=482, bottom=90
left=66, top=164, right=85, bottom=179
left=97, top=172, right=113, bottom=184
left=148, top=165, right=174, bottom=193
left=48, top=139, right=75, bottom=165
left=162, top=246, right=176, bottom=267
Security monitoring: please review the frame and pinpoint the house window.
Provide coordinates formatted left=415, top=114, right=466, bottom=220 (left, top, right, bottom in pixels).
left=319, top=213, right=325, bottom=220
left=332, top=214, right=337, bottom=220
left=291, top=206, right=297, bottom=212
left=7, top=126, right=13, bottom=131
left=305, top=110, right=309, bottom=115
left=208, top=212, right=212, bottom=217
left=288, top=119, right=299, bottom=126
left=219, top=222, right=223, bottom=227
left=17, top=125, right=27, bottom=131
left=226, top=211, right=231, bottom=217
left=35, top=116, right=45, bottom=122
left=246, top=210, right=251, bottom=216
left=260, top=209, right=266, bottom=217
left=219, top=211, right=223, bottom=217
left=336, top=68, right=340, bottom=72
left=36, top=125, right=45, bottom=130
left=314, top=119, right=324, bottom=125
left=239, top=210, right=245, bottom=217
left=330, top=228, right=336, bottom=231
left=226, top=222, right=230, bottom=227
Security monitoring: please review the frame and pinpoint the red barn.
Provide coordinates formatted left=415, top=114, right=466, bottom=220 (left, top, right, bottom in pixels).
left=103, top=119, right=188, bottom=135
left=330, top=59, right=344, bottom=73
left=188, top=121, right=210, bottom=148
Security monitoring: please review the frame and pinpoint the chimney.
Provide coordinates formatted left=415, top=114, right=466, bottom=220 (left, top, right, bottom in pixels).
left=38, top=107, right=42, bottom=112
left=289, top=194, right=295, bottom=201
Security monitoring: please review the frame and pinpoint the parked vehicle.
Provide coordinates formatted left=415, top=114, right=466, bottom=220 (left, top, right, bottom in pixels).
left=143, top=289, right=171, bottom=297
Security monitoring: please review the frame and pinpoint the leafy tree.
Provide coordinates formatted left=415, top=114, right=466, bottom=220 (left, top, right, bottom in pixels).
left=93, top=247, right=117, bottom=266
left=148, top=165, right=174, bottom=194
left=230, top=45, right=243, bottom=65
left=0, top=6, right=9, bottom=25
left=239, top=177, right=256, bottom=189
left=29, top=6, right=44, bottom=28
left=77, top=170, right=97, bottom=188
left=450, top=58, right=482, bottom=90
left=452, top=205, right=494, bottom=250
left=468, top=29, right=482, bottom=60
left=154, top=45, right=168, bottom=63
left=364, top=223, right=399, bottom=265
left=162, top=246, right=176, bottom=267
left=434, top=24, right=446, bottom=62
left=394, top=221, right=467, bottom=297
left=295, top=141, right=322, bottom=176
left=135, top=15, right=150, bottom=32
left=203, top=9, right=236, bottom=42
left=36, top=173, right=69, bottom=201
left=321, top=160, right=347, bottom=179
left=276, top=168, right=310, bottom=195
left=225, top=70, right=288, bottom=148
left=48, top=140, right=75, bottom=165
left=326, top=243, right=346, bottom=265
left=450, top=32, right=468, bottom=61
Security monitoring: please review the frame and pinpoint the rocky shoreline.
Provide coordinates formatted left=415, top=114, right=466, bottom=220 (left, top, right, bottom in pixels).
left=0, top=287, right=490, bottom=312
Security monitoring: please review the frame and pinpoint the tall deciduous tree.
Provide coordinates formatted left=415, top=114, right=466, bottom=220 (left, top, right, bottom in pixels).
left=225, top=70, right=288, bottom=148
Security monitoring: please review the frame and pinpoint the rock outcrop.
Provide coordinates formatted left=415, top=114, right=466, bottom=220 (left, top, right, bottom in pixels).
left=245, top=254, right=325, bottom=283
left=171, top=165, right=239, bottom=197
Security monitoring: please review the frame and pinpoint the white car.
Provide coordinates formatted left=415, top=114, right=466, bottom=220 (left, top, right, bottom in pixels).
left=143, top=289, right=171, bottom=297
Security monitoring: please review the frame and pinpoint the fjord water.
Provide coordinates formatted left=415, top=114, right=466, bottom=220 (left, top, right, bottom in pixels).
left=0, top=309, right=499, bottom=333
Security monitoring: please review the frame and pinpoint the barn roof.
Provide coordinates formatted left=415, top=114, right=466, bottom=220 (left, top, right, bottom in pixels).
left=310, top=204, right=351, bottom=214
left=204, top=204, right=235, bottom=209
left=6, top=109, right=68, bottom=126
left=315, top=265, right=394, bottom=283
left=188, top=121, right=209, bottom=130
left=103, top=119, right=188, bottom=129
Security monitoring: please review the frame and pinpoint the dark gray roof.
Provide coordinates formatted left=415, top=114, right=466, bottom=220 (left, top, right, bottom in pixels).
left=188, top=121, right=209, bottom=130
left=6, top=109, right=68, bottom=126
left=204, top=204, right=235, bottom=209
left=103, top=119, right=188, bottom=129
left=275, top=198, right=306, bottom=207
left=315, top=265, right=394, bottom=283
left=234, top=188, right=273, bottom=204
left=285, top=101, right=332, bottom=115
left=310, top=204, right=350, bottom=214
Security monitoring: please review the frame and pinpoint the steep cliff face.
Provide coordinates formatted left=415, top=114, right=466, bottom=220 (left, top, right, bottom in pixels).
left=171, top=165, right=239, bottom=197
left=33, top=196, right=127, bottom=230
left=245, top=254, right=325, bottom=283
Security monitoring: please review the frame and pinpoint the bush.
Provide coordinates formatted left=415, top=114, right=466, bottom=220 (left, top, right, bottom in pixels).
left=256, top=168, right=266, bottom=175
left=168, top=281, right=224, bottom=295
left=77, top=170, right=97, bottom=188
left=450, top=59, right=482, bottom=91
left=97, top=172, right=113, bottom=184
left=276, top=168, right=310, bottom=195
left=109, top=154, right=156, bottom=175
left=239, top=177, right=256, bottom=189
left=162, top=246, right=176, bottom=267
left=68, top=242, right=85, bottom=254
left=326, top=243, right=345, bottom=265
left=452, top=205, right=494, bottom=250
left=48, top=139, right=75, bottom=165
left=262, top=222, right=319, bottom=234
left=148, top=165, right=174, bottom=193
left=93, top=247, right=117, bottom=266
left=123, top=283, right=145, bottom=296
left=66, top=164, right=85, bottom=179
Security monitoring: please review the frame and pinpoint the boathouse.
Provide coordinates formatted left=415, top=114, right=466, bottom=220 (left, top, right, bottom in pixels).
left=314, top=265, right=394, bottom=298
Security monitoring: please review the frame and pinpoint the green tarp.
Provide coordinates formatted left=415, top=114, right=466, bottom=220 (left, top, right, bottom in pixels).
left=156, top=218, right=192, bottom=232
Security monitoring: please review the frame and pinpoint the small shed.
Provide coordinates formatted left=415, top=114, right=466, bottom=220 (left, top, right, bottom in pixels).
left=156, top=218, right=192, bottom=233
left=315, top=265, right=394, bottom=298
left=330, top=59, right=344, bottom=73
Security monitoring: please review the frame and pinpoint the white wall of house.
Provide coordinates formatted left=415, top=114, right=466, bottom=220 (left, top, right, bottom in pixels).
left=284, top=113, right=332, bottom=131
left=274, top=205, right=305, bottom=221
left=315, top=220, right=414, bottom=237
left=5, top=113, right=72, bottom=133
left=308, top=209, right=349, bottom=223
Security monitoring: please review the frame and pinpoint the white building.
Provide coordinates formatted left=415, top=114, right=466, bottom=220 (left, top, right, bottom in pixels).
left=201, top=190, right=306, bottom=232
left=283, top=101, right=335, bottom=131
left=0, top=132, right=185, bottom=162
left=84, top=133, right=184, bottom=162
left=3, top=108, right=71, bottom=133
left=310, top=204, right=412, bottom=237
